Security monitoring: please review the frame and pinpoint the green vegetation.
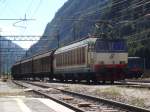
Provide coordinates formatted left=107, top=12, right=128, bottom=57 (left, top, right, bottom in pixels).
left=130, top=98, right=145, bottom=108
left=94, top=87, right=121, bottom=97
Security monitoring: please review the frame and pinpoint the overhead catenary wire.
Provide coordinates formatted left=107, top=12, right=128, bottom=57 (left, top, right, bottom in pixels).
left=31, top=0, right=42, bottom=18
left=21, top=0, right=43, bottom=37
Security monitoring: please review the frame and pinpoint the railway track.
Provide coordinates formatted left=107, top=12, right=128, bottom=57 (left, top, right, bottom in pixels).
left=125, top=79, right=150, bottom=84
left=13, top=80, right=150, bottom=112
left=13, top=81, right=84, bottom=112
left=117, top=80, right=150, bottom=89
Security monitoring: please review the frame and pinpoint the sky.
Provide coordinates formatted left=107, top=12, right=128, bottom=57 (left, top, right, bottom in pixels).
left=0, top=0, right=68, bottom=49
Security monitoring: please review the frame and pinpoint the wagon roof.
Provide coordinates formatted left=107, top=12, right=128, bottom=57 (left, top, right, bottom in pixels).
left=21, top=57, right=32, bottom=63
left=33, top=51, right=52, bottom=60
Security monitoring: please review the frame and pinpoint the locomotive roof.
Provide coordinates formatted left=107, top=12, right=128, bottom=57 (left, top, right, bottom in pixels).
left=55, top=37, right=126, bottom=54
left=55, top=38, right=97, bottom=54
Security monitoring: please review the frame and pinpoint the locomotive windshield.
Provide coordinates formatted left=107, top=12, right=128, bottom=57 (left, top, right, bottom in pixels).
left=95, top=39, right=127, bottom=52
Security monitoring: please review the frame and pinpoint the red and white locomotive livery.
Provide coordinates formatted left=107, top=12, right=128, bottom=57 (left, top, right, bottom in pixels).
left=53, top=37, right=128, bottom=82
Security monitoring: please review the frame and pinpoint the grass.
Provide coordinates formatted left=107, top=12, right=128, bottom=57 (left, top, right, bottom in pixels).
left=94, top=87, right=121, bottom=97
left=130, top=98, right=145, bottom=108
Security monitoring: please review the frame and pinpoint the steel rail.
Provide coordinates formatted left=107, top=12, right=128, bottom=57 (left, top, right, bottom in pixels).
left=25, top=81, right=150, bottom=112
left=117, top=80, right=150, bottom=89
left=12, top=81, right=85, bottom=112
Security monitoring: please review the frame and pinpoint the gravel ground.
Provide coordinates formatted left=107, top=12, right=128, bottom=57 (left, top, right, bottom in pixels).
left=41, top=87, right=126, bottom=112
left=40, top=82, right=150, bottom=109
left=0, top=80, right=41, bottom=98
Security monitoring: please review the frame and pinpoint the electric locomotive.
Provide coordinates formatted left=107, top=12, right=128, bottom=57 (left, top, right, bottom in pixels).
left=54, top=36, right=128, bottom=83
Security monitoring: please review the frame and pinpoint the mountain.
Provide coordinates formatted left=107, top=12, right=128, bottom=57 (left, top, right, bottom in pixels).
left=27, top=0, right=110, bottom=55
left=0, top=37, right=25, bottom=75
left=27, top=0, right=150, bottom=68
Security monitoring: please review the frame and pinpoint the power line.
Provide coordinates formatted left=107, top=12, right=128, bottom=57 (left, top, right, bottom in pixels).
left=31, top=0, right=42, bottom=17
left=0, top=35, right=46, bottom=37
left=25, top=0, right=34, bottom=16
left=0, top=18, right=35, bottom=20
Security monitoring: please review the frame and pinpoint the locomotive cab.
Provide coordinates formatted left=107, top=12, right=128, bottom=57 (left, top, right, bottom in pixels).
left=89, top=39, right=128, bottom=81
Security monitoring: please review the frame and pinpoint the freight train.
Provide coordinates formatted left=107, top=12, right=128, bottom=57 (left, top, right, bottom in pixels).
left=11, top=36, right=128, bottom=83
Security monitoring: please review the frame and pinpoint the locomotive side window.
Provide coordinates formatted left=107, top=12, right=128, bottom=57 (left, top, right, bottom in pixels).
left=66, top=52, right=68, bottom=66
left=59, top=54, right=62, bottom=66
left=56, top=55, right=58, bottom=66
left=77, top=48, right=80, bottom=64
left=79, top=48, right=81, bottom=64
left=73, top=50, right=75, bottom=65
left=68, top=51, right=70, bottom=65
left=62, top=53, right=64, bottom=66
left=61, top=53, right=63, bottom=66
left=75, top=49, right=78, bottom=65
left=95, top=40, right=109, bottom=52
left=73, top=49, right=75, bottom=64
left=61, top=53, right=62, bottom=66
left=82, top=47, right=85, bottom=64
left=67, top=51, right=69, bottom=65
left=63, top=53, right=67, bottom=66
left=56, top=55, right=58, bottom=67
left=58, top=54, right=60, bottom=67
left=70, top=51, right=72, bottom=65
left=57, top=54, right=59, bottom=67
left=63, top=53, right=65, bottom=66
